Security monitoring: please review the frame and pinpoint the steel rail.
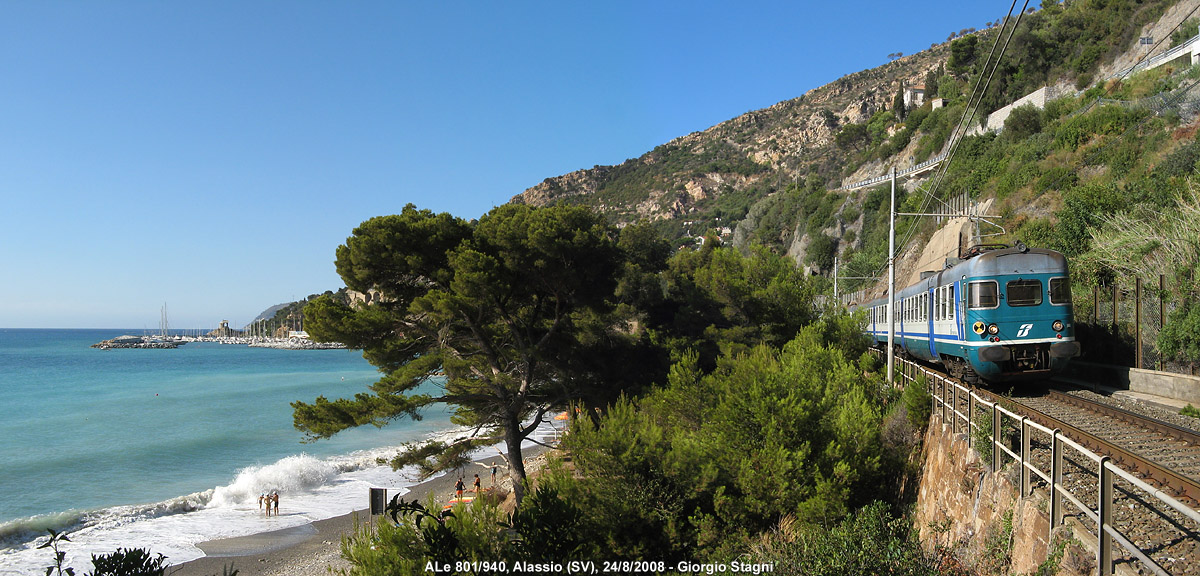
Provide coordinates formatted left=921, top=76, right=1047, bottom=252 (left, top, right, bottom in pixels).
left=1004, top=393, right=1200, bottom=506
left=1048, top=389, right=1200, bottom=449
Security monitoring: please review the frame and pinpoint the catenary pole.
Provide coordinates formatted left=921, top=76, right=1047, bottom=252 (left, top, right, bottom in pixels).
left=887, top=167, right=896, bottom=385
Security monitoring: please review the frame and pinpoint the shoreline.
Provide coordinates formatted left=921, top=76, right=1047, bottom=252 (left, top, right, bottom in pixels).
left=169, top=446, right=550, bottom=576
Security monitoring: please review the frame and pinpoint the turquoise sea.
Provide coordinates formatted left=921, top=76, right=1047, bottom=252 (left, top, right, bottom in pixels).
left=0, top=329, right=470, bottom=574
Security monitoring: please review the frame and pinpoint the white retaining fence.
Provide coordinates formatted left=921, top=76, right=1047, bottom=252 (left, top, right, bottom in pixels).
left=880, top=351, right=1200, bottom=576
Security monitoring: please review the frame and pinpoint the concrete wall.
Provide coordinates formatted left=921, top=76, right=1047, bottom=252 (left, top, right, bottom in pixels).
left=984, top=86, right=1052, bottom=132
left=1067, top=361, right=1200, bottom=405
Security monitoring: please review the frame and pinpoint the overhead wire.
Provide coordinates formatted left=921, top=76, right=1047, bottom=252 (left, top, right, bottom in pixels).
left=866, top=0, right=1027, bottom=281
left=855, top=0, right=1200, bottom=289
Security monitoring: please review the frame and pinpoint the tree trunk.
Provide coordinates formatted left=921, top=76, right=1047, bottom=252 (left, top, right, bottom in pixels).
left=504, top=413, right=528, bottom=505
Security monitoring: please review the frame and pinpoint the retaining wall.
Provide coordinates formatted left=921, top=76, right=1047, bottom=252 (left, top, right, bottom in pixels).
left=1067, top=361, right=1200, bottom=406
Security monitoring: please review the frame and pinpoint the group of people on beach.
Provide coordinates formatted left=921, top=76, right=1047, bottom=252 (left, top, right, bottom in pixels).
left=259, top=491, right=280, bottom=517
left=454, top=462, right=500, bottom=500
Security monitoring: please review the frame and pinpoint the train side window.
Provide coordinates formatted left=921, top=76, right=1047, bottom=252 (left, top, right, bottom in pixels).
left=1007, top=279, right=1043, bottom=307
left=949, top=286, right=956, bottom=320
left=1049, top=278, right=1071, bottom=305
left=968, top=281, right=999, bottom=309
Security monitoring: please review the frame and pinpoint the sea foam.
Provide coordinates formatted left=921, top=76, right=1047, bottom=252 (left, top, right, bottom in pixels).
left=0, top=421, right=556, bottom=576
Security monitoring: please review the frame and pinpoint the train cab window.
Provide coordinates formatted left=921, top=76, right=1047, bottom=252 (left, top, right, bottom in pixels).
left=1050, top=278, right=1072, bottom=305
left=1006, top=279, right=1043, bottom=307
left=968, top=281, right=999, bottom=309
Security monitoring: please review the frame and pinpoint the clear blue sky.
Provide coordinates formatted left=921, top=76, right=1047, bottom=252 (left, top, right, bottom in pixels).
left=1, top=1, right=1004, bottom=329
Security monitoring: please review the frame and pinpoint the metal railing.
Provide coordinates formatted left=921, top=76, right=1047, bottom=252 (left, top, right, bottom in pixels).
left=884, top=353, right=1200, bottom=576
left=837, top=153, right=948, bottom=192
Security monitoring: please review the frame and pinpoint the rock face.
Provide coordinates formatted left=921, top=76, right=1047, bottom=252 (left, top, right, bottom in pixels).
left=915, top=423, right=1094, bottom=576
left=509, top=48, right=952, bottom=233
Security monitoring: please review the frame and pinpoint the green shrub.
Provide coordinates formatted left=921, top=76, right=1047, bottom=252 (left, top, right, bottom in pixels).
left=902, top=375, right=933, bottom=433
left=88, top=548, right=167, bottom=576
left=748, top=501, right=940, bottom=575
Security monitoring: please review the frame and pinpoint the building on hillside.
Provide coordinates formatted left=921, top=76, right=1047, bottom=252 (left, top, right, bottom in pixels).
left=904, top=85, right=926, bottom=108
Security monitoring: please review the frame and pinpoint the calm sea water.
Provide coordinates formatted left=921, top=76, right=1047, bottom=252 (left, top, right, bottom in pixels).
left=0, top=329, right=494, bottom=574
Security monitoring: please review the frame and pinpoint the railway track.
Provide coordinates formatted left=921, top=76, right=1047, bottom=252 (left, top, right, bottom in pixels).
left=912, top=361, right=1200, bottom=575
left=997, top=389, right=1200, bottom=576
left=1016, top=389, right=1200, bottom=504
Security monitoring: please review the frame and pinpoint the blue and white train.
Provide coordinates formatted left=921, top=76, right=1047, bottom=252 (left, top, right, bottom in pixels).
left=863, top=242, right=1080, bottom=384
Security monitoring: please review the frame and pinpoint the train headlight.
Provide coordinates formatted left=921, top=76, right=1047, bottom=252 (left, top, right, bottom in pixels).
left=987, top=323, right=999, bottom=335
left=1052, top=320, right=1064, bottom=332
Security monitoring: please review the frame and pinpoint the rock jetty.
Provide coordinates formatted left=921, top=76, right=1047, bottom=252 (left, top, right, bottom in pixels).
left=92, top=335, right=181, bottom=349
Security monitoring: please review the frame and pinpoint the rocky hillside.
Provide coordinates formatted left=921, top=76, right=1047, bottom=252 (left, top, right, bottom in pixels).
left=510, top=43, right=951, bottom=233
left=510, top=0, right=1196, bottom=293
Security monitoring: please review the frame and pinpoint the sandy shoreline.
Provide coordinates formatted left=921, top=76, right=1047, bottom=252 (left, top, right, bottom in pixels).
left=169, top=446, right=549, bottom=576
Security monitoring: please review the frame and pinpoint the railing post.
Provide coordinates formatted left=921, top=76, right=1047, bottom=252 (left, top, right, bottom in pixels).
left=1020, top=417, right=1030, bottom=496
left=951, top=383, right=958, bottom=434
left=992, top=401, right=1001, bottom=471
left=1112, top=282, right=1119, bottom=331
left=1135, top=277, right=1143, bottom=369
left=930, top=374, right=937, bottom=426
left=940, top=377, right=947, bottom=425
left=1099, top=456, right=1114, bottom=575
left=1159, top=274, right=1166, bottom=371
left=967, top=388, right=973, bottom=447
left=1051, top=430, right=1064, bottom=531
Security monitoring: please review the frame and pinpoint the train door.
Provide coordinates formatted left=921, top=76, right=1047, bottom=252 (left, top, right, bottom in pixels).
left=954, top=281, right=965, bottom=340
left=927, top=287, right=937, bottom=358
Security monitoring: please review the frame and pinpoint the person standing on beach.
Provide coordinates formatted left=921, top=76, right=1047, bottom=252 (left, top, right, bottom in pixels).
left=455, top=478, right=465, bottom=500
left=273, top=492, right=280, bottom=516
left=473, top=473, right=481, bottom=493
left=490, top=463, right=497, bottom=486
left=259, top=492, right=266, bottom=512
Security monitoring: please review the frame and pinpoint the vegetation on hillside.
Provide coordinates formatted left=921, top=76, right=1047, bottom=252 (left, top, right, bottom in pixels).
left=328, top=234, right=941, bottom=574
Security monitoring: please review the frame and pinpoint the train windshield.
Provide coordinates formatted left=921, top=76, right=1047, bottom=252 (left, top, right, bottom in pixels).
left=1049, top=277, right=1071, bottom=305
left=968, top=281, right=998, bottom=309
left=1006, top=279, right=1043, bottom=306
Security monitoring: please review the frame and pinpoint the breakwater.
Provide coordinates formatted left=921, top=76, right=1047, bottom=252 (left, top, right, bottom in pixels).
left=92, top=336, right=181, bottom=349
left=91, top=335, right=346, bottom=350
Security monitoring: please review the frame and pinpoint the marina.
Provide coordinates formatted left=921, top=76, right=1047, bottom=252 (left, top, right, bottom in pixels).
left=90, top=304, right=346, bottom=350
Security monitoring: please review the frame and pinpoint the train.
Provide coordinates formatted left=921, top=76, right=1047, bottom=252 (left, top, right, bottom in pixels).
left=862, top=241, right=1080, bottom=384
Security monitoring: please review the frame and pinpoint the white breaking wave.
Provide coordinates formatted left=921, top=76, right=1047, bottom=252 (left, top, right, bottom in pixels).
left=0, top=419, right=559, bottom=576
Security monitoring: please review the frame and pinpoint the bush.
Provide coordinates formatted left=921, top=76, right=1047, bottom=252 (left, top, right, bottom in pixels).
left=1004, top=105, right=1043, bottom=141
left=748, top=501, right=940, bottom=575
left=902, top=375, right=932, bottom=433
left=88, top=548, right=167, bottom=576
left=1159, top=300, right=1200, bottom=364
left=1159, top=140, right=1200, bottom=177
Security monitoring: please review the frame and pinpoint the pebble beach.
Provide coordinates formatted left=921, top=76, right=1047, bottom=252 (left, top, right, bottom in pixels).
left=169, top=447, right=551, bottom=576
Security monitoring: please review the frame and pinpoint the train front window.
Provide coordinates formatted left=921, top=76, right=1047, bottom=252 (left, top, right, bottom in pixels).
left=1050, top=278, right=1071, bottom=305
left=968, top=281, right=998, bottom=309
left=1006, top=279, right=1043, bottom=307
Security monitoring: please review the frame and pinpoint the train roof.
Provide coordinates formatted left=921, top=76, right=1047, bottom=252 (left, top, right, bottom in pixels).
left=952, top=245, right=1067, bottom=278
left=860, top=243, right=1068, bottom=309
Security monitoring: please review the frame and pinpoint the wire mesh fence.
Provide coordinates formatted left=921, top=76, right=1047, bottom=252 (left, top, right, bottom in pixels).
left=1075, top=275, right=1196, bottom=376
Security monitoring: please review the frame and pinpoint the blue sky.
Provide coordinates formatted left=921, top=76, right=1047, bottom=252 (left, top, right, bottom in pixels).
left=1, top=1, right=1004, bottom=329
